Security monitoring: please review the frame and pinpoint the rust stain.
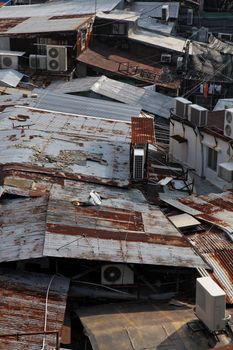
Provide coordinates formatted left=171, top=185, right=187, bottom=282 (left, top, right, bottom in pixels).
left=0, top=18, right=28, bottom=32
left=131, top=117, right=155, bottom=145
left=47, top=224, right=190, bottom=248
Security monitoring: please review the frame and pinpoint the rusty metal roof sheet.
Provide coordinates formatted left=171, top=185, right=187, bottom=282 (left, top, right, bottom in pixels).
left=77, top=302, right=232, bottom=350
left=131, top=117, right=155, bottom=144
left=0, top=269, right=69, bottom=349
left=0, top=196, right=47, bottom=263
left=0, top=106, right=132, bottom=187
left=43, top=180, right=207, bottom=268
left=160, top=191, right=233, bottom=236
left=188, top=230, right=233, bottom=304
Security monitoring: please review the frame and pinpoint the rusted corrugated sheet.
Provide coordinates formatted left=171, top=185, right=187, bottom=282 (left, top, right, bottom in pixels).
left=0, top=106, right=131, bottom=188
left=77, top=302, right=231, bottom=350
left=43, top=181, right=207, bottom=268
left=188, top=230, right=233, bottom=304
left=0, top=18, right=27, bottom=33
left=131, top=117, right=155, bottom=144
left=0, top=196, right=48, bottom=263
left=0, top=269, right=69, bottom=350
left=160, top=192, right=233, bottom=303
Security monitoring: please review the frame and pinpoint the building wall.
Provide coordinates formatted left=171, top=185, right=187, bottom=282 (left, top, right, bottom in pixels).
left=170, top=119, right=233, bottom=190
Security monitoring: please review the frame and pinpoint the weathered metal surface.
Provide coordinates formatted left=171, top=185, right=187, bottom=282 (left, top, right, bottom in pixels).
left=0, top=196, right=47, bottom=263
left=77, top=302, right=232, bottom=350
left=0, top=69, right=24, bottom=88
left=0, top=106, right=132, bottom=187
left=6, top=15, right=93, bottom=34
left=50, top=75, right=173, bottom=119
left=161, top=191, right=233, bottom=235
left=0, top=269, right=69, bottom=349
left=188, top=230, right=233, bottom=304
left=0, top=0, right=121, bottom=18
left=43, top=181, right=207, bottom=268
left=131, top=117, right=155, bottom=144
left=0, top=18, right=27, bottom=32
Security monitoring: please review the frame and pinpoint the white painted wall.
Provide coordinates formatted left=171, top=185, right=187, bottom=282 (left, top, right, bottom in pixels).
left=170, top=119, right=233, bottom=190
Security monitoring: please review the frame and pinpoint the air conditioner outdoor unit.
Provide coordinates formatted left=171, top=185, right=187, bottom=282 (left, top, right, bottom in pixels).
left=188, top=104, right=208, bottom=127
left=133, top=148, right=145, bottom=180
left=187, top=9, right=193, bottom=25
left=161, top=54, right=172, bottom=63
left=224, top=108, right=233, bottom=139
left=196, top=277, right=226, bottom=332
left=161, top=4, right=169, bottom=22
left=174, top=97, right=192, bottom=118
left=101, top=264, right=134, bottom=285
left=218, top=162, right=233, bottom=182
left=29, top=54, right=47, bottom=70
left=0, top=55, right=18, bottom=69
left=46, top=45, right=67, bottom=72
left=218, top=33, right=232, bottom=41
left=177, top=56, right=184, bottom=71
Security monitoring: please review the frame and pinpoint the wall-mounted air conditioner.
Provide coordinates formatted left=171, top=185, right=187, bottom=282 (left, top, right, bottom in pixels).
left=29, top=54, right=47, bottom=70
left=0, top=55, right=18, bottom=69
left=101, top=264, right=134, bottom=285
left=177, top=57, right=183, bottom=72
left=224, top=108, right=233, bottom=139
left=161, top=54, right=172, bottom=63
left=174, top=97, right=192, bottom=119
left=218, top=33, right=232, bottom=41
left=161, top=4, right=169, bottom=22
left=187, top=9, right=193, bottom=26
left=218, top=162, right=233, bottom=182
left=133, top=148, right=145, bottom=180
left=46, top=45, right=67, bottom=72
left=188, top=104, right=208, bottom=127
left=196, top=277, right=226, bottom=332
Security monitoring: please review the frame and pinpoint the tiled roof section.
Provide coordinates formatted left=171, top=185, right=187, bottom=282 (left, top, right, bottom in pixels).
left=131, top=117, right=155, bottom=144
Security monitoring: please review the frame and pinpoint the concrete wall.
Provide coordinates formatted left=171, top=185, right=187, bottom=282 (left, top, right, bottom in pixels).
left=170, top=119, right=233, bottom=190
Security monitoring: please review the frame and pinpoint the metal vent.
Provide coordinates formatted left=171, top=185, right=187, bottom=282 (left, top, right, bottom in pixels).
left=2, top=56, right=12, bottom=67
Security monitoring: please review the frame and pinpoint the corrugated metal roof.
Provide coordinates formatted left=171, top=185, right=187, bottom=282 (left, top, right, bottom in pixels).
left=96, top=10, right=139, bottom=22
left=0, top=269, right=69, bottom=349
left=0, top=106, right=132, bottom=187
left=29, top=88, right=142, bottom=121
left=128, top=26, right=188, bottom=53
left=78, top=302, right=229, bottom=350
left=50, top=75, right=173, bottom=118
left=0, top=69, right=23, bottom=88
left=43, top=180, right=207, bottom=268
left=160, top=191, right=233, bottom=236
left=188, top=230, right=233, bottom=304
left=6, top=15, right=93, bottom=34
left=0, top=196, right=47, bottom=263
left=131, top=116, right=155, bottom=144
left=0, top=0, right=121, bottom=18
left=160, top=191, right=233, bottom=304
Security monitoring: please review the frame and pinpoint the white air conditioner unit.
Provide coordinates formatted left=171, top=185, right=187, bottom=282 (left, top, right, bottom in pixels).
left=218, top=33, right=232, bottom=41
left=161, top=4, right=169, bottom=22
left=101, top=264, right=134, bottom=285
left=188, top=104, right=208, bottom=127
left=29, top=54, right=47, bottom=70
left=196, top=277, right=226, bottom=332
left=218, top=162, right=233, bottom=182
left=174, top=97, right=192, bottom=119
left=46, top=45, right=67, bottom=72
left=161, top=54, right=172, bottom=63
left=224, top=109, right=233, bottom=139
left=177, top=56, right=183, bottom=71
left=133, top=148, right=145, bottom=180
left=0, top=55, right=18, bottom=69
left=187, top=9, right=193, bottom=25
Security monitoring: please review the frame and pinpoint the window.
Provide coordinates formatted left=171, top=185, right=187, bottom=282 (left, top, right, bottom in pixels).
left=207, top=147, right=218, bottom=171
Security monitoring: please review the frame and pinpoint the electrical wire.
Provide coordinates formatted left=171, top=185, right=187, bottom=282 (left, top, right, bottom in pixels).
left=41, top=274, right=57, bottom=350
